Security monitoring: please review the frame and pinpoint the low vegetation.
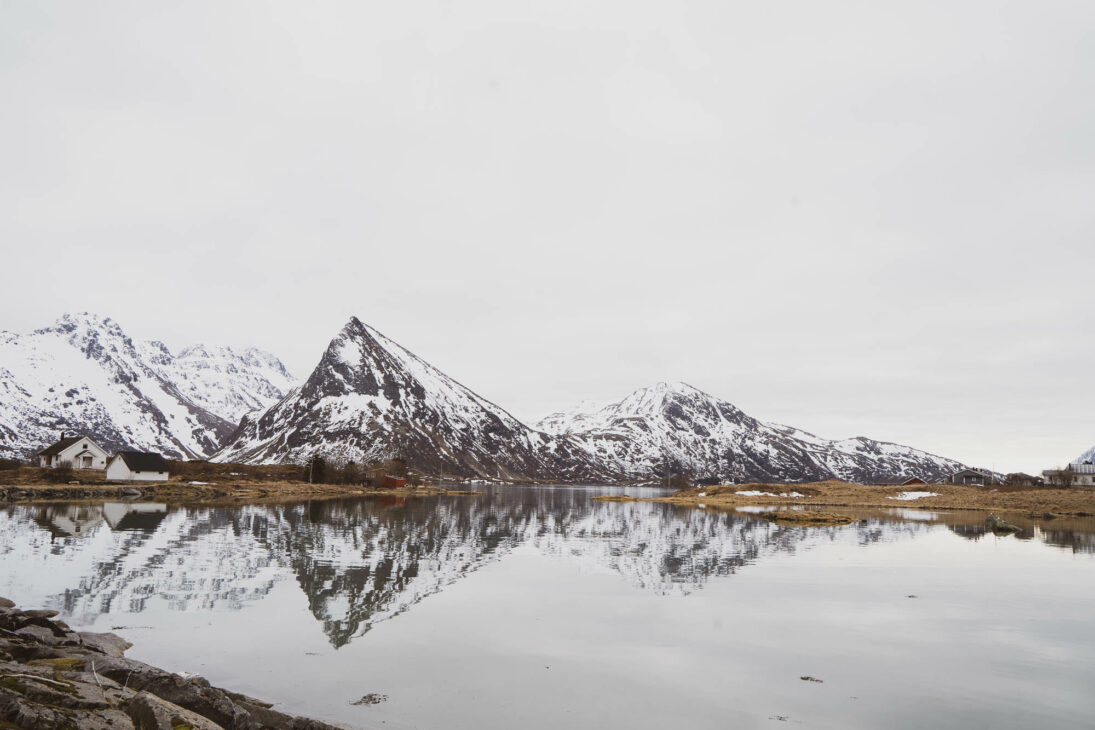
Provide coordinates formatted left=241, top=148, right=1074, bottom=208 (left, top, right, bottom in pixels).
left=596, top=479, right=1095, bottom=521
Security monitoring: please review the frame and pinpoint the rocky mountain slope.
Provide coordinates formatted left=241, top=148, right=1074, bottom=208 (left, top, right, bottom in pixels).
left=212, top=317, right=602, bottom=481
left=217, top=317, right=964, bottom=484
left=0, top=314, right=294, bottom=460
left=2, top=312, right=964, bottom=482
left=536, top=381, right=965, bottom=484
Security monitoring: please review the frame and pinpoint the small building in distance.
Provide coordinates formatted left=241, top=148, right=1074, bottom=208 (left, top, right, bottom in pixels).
left=876, top=476, right=929, bottom=486
left=949, top=468, right=998, bottom=486
left=37, top=433, right=108, bottom=469
left=1042, top=462, right=1095, bottom=487
left=1004, top=472, right=1044, bottom=487
left=366, top=467, right=407, bottom=489
left=106, top=452, right=170, bottom=482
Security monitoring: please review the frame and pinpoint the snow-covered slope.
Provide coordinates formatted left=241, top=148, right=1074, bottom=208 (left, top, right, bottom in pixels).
left=0, top=314, right=294, bottom=460
left=213, top=317, right=600, bottom=480
left=216, top=320, right=963, bottom=484
left=537, top=381, right=965, bottom=484
left=1076, top=444, right=1095, bottom=465
left=139, top=342, right=295, bottom=425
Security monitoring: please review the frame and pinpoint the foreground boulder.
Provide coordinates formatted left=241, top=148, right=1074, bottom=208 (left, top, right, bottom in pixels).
left=0, top=598, right=345, bottom=729
left=986, top=514, right=1021, bottom=534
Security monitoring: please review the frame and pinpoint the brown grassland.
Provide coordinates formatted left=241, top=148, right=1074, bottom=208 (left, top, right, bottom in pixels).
left=594, top=479, right=1095, bottom=522
left=0, top=462, right=479, bottom=505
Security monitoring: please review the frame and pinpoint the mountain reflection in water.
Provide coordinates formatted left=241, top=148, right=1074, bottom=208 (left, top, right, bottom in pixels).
left=1, top=487, right=1093, bottom=649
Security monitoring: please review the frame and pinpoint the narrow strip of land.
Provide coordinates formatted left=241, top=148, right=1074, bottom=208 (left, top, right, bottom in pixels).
left=594, top=480, right=1095, bottom=519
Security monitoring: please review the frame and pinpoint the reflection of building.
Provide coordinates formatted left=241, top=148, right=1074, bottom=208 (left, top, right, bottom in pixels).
left=37, top=434, right=108, bottom=469
left=34, top=502, right=169, bottom=537
left=102, top=502, right=168, bottom=531
left=34, top=504, right=105, bottom=537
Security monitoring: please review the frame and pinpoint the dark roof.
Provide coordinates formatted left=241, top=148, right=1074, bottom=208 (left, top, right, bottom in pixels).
left=38, top=436, right=84, bottom=456
left=112, top=451, right=169, bottom=472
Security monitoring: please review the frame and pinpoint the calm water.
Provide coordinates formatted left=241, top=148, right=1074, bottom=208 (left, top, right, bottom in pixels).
left=1, top=485, right=1093, bottom=729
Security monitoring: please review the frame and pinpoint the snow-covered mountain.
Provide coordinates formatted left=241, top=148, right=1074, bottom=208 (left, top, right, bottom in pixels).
left=216, top=318, right=964, bottom=484
left=3, top=312, right=964, bottom=483
left=0, top=313, right=294, bottom=460
left=213, top=317, right=601, bottom=480
left=1076, top=444, right=1095, bottom=465
left=139, top=342, right=295, bottom=424
left=537, top=381, right=965, bottom=484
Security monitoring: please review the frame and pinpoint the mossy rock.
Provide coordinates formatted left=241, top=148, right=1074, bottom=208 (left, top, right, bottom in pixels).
left=29, top=657, right=86, bottom=671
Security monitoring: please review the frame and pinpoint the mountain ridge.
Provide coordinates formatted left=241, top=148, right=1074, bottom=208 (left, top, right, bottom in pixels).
left=536, top=380, right=965, bottom=484
left=215, top=319, right=966, bottom=483
left=0, top=313, right=295, bottom=460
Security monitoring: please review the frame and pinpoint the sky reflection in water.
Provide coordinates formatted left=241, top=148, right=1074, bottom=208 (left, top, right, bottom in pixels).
left=1, top=485, right=1093, bottom=729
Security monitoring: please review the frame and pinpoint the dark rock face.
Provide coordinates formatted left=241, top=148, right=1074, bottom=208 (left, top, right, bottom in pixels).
left=0, top=598, right=341, bottom=730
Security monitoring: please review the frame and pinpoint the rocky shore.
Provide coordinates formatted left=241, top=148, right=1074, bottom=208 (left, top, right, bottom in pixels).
left=0, top=598, right=345, bottom=729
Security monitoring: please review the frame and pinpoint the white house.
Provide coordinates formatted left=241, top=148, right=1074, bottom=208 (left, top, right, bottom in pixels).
left=102, top=502, right=168, bottom=530
left=105, top=451, right=170, bottom=482
left=1042, top=462, right=1095, bottom=487
left=37, top=434, right=109, bottom=469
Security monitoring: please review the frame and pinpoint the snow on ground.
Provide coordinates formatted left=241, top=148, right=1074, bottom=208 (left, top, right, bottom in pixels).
left=887, top=491, right=940, bottom=501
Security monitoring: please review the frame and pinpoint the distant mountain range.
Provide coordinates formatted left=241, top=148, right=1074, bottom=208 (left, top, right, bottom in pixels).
left=2, top=313, right=967, bottom=483
left=0, top=313, right=293, bottom=459
left=535, top=381, right=965, bottom=484
left=214, top=316, right=965, bottom=483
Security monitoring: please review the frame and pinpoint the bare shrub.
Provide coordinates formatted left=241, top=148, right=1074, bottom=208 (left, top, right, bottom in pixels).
left=44, top=460, right=74, bottom=483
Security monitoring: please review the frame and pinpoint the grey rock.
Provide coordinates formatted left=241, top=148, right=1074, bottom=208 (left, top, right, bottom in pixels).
left=986, top=514, right=1021, bottom=534
left=0, top=597, right=15, bottom=608
left=80, top=631, right=134, bottom=657
left=15, top=624, right=62, bottom=645
left=21, top=609, right=59, bottom=620
left=0, top=687, right=136, bottom=729
left=0, top=603, right=342, bottom=730
left=127, top=690, right=226, bottom=730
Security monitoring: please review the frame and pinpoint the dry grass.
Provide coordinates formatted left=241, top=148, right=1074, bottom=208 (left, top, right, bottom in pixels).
left=601, top=479, right=1095, bottom=518
left=759, top=510, right=855, bottom=527
left=0, top=463, right=483, bottom=505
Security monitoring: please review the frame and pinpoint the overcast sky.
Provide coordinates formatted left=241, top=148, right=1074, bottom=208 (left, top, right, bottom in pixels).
left=2, top=1, right=1093, bottom=474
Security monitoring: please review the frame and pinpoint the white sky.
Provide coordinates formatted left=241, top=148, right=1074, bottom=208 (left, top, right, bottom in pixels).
left=2, top=1, right=1093, bottom=474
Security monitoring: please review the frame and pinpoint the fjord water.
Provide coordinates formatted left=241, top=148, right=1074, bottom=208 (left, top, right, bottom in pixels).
left=1, top=487, right=1093, bottom=729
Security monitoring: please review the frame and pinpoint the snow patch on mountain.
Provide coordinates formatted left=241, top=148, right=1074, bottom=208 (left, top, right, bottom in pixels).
left=139, top=342, right=295, bottom=424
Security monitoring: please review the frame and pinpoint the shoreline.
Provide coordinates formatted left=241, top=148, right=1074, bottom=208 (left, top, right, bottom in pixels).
left=0, top=597, right=346, bottom=729
left=0, top=480, right=484, bottom=506
left=593, top=480, right=1095, bottom=521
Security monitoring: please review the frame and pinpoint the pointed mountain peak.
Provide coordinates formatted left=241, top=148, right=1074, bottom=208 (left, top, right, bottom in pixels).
left=40, top=312, right=127, bottom=339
